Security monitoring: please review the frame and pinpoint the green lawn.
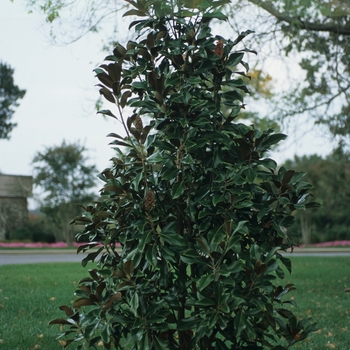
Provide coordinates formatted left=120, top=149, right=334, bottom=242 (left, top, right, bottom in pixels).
left=284, top=257, right=350, bottom=350
left=0, top=257, right=349, bottom=349
left=0, top=263, right=86, bottom=350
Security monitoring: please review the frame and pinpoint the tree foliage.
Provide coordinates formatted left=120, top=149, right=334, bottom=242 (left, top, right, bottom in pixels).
left=285, top=145, right=350, bottom=244
left=0, top=61, right=26, bottom=139
left=50, top=1, right=317, bottom=348
left=32, top=140, right=98, bottom=243
left=235, top=0, right=350, bottom=144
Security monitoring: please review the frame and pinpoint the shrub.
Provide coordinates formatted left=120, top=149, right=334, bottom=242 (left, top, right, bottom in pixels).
left=11, top=216, right=56, bottom=243
left=51, top=1, right=318, bottom=348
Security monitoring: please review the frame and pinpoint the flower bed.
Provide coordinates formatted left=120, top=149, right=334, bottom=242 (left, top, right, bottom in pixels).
left=303, top=240, right=350, bottom=247
left=1, top=241, right=350, bottom=249
left=0, top=242, right=83, bottom=248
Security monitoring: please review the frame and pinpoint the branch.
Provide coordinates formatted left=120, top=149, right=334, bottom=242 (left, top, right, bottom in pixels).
left=281, top=84, right=350, bottom=119
left=247, top=0, right=350, bottom=35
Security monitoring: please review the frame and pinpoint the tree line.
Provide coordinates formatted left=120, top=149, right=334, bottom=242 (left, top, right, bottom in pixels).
left=284, top=144, right=350, bottom=244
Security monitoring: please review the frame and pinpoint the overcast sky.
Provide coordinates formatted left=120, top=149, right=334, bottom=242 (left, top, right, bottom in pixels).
left=1, top=1, right=331, bottom=185
left=1, top=0, right=125, bottom=179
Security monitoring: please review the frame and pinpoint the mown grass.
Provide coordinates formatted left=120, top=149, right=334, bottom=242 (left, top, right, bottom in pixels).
left=0, top=263, right=87, bottom=350
left=0, top=257, right=349, bottom=349
left=284, top=257, right=350, bottom=350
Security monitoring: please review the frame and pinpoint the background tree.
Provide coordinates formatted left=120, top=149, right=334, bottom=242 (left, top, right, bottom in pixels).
left=285, top=144, right=350, bottom=244
left=0, top=61, right=26, bottom=139
left=237, top=68, right=280, bottom=133
left=25, top=0, right=350, bottom=148
left=228, top=0, right=350, bottom=146
left=32, top=140, right=98, bottom=244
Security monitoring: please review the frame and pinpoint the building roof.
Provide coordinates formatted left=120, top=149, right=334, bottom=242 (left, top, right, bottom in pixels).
left=0, top=174, right=33, bottom=198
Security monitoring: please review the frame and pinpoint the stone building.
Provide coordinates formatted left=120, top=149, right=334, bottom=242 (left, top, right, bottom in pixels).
left=0, top=174, right=33, bottom=240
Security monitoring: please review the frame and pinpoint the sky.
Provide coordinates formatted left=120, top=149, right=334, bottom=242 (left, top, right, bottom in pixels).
left=1, top=1, right=331, bottom=193
left=1, top=0, right=124, bottom=179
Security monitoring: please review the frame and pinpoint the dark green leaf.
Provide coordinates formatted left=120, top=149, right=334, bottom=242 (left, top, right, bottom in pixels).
left=154, top=335, right=170, bottom=350
left=245, top=168, right=257, bottom=182
left=162, top=166, right=180, bottom=181
left=138, top=231, right=152, bottom=254
left=98, top=87, right=115, bottom=103
left=162, top=233, right=186, bottom=246
left=49, top=318, right=75, bottom=326
left=120, top=90, right=132, bottom=108
left=97, top=109, right=117, bottom=119
left=197, top=274, right=213, bottom=291
left=152, top=140, right=176, bottom=152
left=226, top=52, right=244, bottom=66
left=100, top=324, right=111, bottom=343
left=258, top=133, right=287, bottom=150
left=233, top=220, right=248, bottom=234
left=212, top=194, right=225, bottom=206
left=234, top=311, right=247, bottom=337
left=221, top=90, right=244, bottom=103
left=123, top=260, right=134, bottom=275
left=305, top=201, right=321, bottom=208
left=130, top=292, right=139, bottom=317
left=123, top=9, right=147, bottom=17
left=171, top=182, right=184, bottom=199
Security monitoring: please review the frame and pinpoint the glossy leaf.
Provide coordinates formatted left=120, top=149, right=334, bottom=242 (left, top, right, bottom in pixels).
left=130, top=292, right=139, bottom=317
left=73, top=298, right=96, bottom=308
left=49, top=318, right=75, bottom=326
left=123, top=9, right=147, bottom=17
left=171, top=182, right=184, bottom=199
left=234, top=311, right=247, bottom=337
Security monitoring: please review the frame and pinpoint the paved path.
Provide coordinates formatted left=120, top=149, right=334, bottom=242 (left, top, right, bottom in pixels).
left=285, top=252, right=350, bottom=257
left=287, top=247, right=350, bottom=257
left=0, top=250, right=83, bottom=265
left=1, top=249, right=350, bottom=265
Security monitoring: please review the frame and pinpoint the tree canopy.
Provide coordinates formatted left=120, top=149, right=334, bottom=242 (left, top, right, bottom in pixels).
left=32, top=140, right=98, bottom=243
left=24, top=0, right=350, bottom=148
left=236, top=0, right=350, bottom=144
left=0, top=61, right=26, bottom=139
left=284, top=144, right=350, bottom=244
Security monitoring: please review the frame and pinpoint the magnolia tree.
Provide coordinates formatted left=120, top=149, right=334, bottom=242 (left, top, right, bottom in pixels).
left=51, top=0, right=318, bottom=348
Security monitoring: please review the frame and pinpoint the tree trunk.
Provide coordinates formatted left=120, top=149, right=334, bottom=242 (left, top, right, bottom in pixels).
left=299, top=212, right=312, bottom=245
